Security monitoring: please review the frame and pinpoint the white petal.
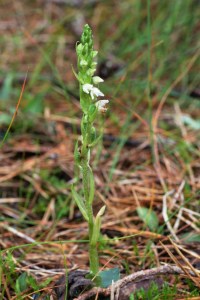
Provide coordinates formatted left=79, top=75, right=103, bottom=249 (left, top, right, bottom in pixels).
left=95, top=100, right=109, bottom=112
left=82, top=83, right=93, bottom=94
left=92, top=87, right=104, bottom=97
left=82, top=83, right=104, bottom=100
left=96, top=100, right=109, bottom=107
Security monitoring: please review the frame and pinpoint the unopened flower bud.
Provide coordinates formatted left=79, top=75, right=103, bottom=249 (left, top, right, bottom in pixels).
left=93, top=76, right=104, bottom=84
left=80, top=59, right=88, bottom=67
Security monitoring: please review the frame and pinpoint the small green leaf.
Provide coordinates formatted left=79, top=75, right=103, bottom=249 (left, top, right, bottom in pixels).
left=99, top=268, right=120, bottom=288
left=25, top=92, right=45, bottom=114
left=179, top=232, right=200, bottom=243
left=0, top=113, right=11, bottom=125
left=16, top=272, right=28, bottom=293
left=0, top=74, right=13, bottom=100
left=137, top=207, right=159, bottom=231
left=71, top=186, right=89, bottom=221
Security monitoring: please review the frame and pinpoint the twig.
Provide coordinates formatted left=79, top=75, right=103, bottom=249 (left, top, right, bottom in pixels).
left=173, top=180, right=185, bottom=231
left=0, top=223, right=42, bottom=247
left=162, top=190, right=180, bottom=241
left=74, top=265, right=200, bottom=300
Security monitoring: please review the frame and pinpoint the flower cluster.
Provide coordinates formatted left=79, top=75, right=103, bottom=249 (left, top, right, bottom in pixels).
left=76, top=24, right=109, bottom=115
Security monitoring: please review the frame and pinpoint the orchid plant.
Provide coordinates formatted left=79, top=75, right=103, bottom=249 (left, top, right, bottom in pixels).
left=72, top=24, right=109, bottom=282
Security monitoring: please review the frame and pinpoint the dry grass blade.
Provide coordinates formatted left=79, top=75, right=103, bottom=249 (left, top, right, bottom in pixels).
left=0, top=223, right=42, bottom=247
left=169, top=238, right=200, bottom=286
left=154, top=49, right=200, bottom=130
left=0, top=72, right=28, bottom=148
left=162, top=190, right=180, bottom=242
left=160, top=240, right=200, bottom=288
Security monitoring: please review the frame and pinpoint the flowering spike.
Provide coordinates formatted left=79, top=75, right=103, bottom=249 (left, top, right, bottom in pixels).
left=73, top=24, right=109, bottom=280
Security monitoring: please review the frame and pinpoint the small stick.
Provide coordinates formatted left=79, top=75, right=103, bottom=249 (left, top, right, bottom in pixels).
left=74, top=265, right=200, bottom=300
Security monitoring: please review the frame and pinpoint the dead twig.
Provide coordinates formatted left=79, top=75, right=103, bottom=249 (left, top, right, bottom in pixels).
left=74, top=265, right=200, bottom=300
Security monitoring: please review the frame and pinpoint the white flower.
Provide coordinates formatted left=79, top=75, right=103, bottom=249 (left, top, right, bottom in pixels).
left=92, top=76, right=104, bottom=84
left=82, top=83, right=104, bottom=100
left=91, top=87, right=104, bottom=99
left=82, top=83, right=93, bottom=94
left=95, top=100, right=109, bottom=113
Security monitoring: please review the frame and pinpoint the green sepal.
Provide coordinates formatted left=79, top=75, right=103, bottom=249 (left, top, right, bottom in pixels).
left=80, top=88, right=91, bottom=113
left=80, top=59, right=88, bottom=67
left=71, top=185, right=89, bottom=222
left=88, top=133, right=102, bottom=148
left=76, top=42, right=83, bottom=55
left=92, top=50, right=98, bottom=58
left=81, top=117, right=87, bottom=138
left=88, top=104, right=97, bottom=123
left=90, top=127, right=96, bottom=144
left=74, top=141, right=81, bottom=165
left=86, top=67, right=96, bottom=77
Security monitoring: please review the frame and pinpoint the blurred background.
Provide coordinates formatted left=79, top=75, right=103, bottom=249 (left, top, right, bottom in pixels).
left=1, top=0, right=199, bottom=122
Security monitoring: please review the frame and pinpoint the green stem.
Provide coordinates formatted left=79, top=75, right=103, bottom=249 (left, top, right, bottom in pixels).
left=81, top=137, right=99, bottom=277
left=89, top=242, right=99, bottom=275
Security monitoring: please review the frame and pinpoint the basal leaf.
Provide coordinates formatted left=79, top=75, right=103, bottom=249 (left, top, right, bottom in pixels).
left=99, top=268, right=120, bottom=288
left=137, top=207, right=159, bottom=231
